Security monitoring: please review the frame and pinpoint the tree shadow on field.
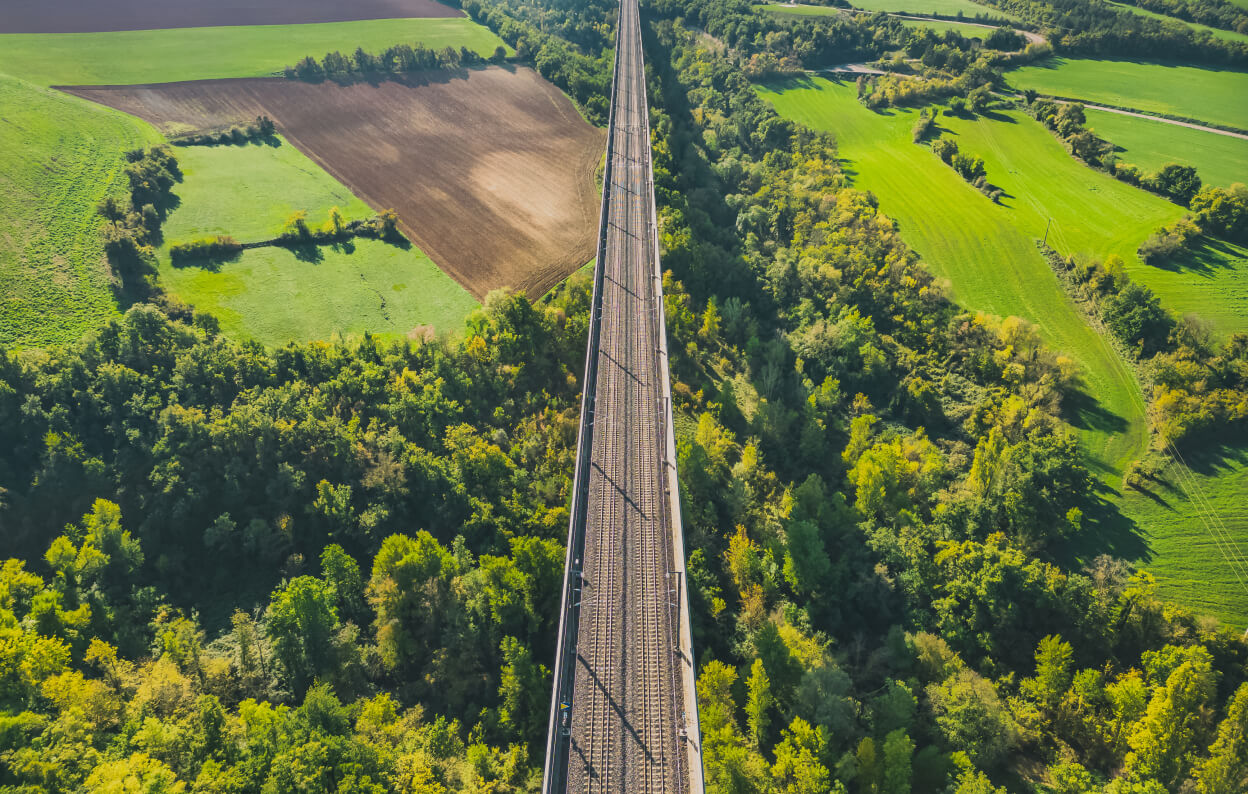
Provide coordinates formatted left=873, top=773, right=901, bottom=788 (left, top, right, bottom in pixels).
left=321, top=66, right=487, bottom=90
left=979, top=108, right=1016, bottom=124
left=282, top=241, right=325, bottom=264
left=1063, top=386, right=1129, bottom=444
left=1154, top=236, right=1246, bottom=277
left=1054, top=478, right=1153, bottom=572
left=169, top=247, right=243, bottom=273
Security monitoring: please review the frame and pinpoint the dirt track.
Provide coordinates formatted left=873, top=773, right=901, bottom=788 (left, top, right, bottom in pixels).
left=66, top=68, right=605, bottom=300
left=0, top=0, right=460, bottom=34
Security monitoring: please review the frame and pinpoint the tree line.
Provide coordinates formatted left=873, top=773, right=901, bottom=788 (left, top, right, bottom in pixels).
left=284, top=42, right=507, bottom=82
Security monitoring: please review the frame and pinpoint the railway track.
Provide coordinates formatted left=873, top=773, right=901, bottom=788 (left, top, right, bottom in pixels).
left=541, top=0, right=704, bottom=791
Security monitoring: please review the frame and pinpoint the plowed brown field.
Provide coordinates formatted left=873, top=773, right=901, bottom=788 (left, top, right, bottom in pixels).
left=67, top=68, right=605, bottom=299
left=1, top=0, right=459, bottom=34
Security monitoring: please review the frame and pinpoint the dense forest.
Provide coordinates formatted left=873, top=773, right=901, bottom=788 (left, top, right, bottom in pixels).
left=2, top=0, right=1246, bottom=792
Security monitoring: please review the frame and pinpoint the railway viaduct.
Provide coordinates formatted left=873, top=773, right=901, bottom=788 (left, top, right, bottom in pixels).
left=541, top=0, right=705, bottom=791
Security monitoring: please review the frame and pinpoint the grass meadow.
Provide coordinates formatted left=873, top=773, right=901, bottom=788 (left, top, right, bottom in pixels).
left=846, top=0, right=1014, bottom=18
left=157, top=141, right=477, bottom=344
left=0, top=18, right=508, bottom=87
left=899, top=18, right=993, bottom=37
left=937, top=107, right=1248, bottom=338
left=1107, top=1, right=1248, bottom=44
left=1086, top=108, right=1248, bottom=188
left=1008, top=58, right=1248, bottom=130
left=757, top=75, right=1248, bottom=624
left=0, top=73, right=161, bottom=348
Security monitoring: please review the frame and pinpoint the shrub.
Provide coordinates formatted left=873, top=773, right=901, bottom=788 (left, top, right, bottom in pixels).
left=1190, top=184, right=1248, bottom=243
left=169, top=236, right=242, bottom=263
left=1137, top=216, right=1200, bottom=266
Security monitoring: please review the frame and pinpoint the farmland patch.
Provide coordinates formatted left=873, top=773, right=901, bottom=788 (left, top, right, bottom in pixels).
left=152, top=139, right=476, bottom=344
left=1085, top=107, right=1248, bottom=188
left=0, top=18, right=505, bottom=86
left=758, top=74, right=1248, bottom=623
left=0, top=0, right=460, bottom=34
left=70, top=67, right=606, bottom=300
left=1008, top=57, right=1248, bottom=130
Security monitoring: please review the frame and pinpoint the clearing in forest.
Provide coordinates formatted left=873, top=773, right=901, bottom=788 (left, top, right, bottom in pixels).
left=846, top=0, right=1014, bottom=20
left=154, top=140, right=478, bottom=344
left=0, top=18, right=506, bottom=87
left=69, top=67, right=606, bottom=300
left=1008, top=57, right=1248, bottom=130
left=1085, top=108, right=1248, bottom=188
left=0, top=0, right=460, bottom=34
left=757, top=75, right=1248, bottom=624
left=0, top=73, right=161, bottom=348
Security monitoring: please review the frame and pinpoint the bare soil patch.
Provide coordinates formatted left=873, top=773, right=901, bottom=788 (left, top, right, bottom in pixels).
left=1, top=0, right=460, bottom=34
left=67, top=68, right=605, bottom=299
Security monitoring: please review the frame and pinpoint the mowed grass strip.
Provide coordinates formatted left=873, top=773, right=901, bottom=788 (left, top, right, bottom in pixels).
left=935, top=107, right=1248, bottom=338
left=156, top=141, right=476, bottom=345
left=0, top=73, right=161, bottom=348
left=1008, top=57, right=1248, bottom=130
left=1085, top=107, right=1248, bottom=188
left=0, top=18, right=507, bottom=87
left=756, top=75, right=1148, bottom=477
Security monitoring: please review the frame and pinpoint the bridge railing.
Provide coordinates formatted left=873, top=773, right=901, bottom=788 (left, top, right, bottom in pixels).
left=539, top=4, right=622, bottom=791
left=636, top=13, right=706, bottom=791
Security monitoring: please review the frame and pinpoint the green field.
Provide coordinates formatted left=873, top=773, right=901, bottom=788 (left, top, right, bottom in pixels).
left=938, top=106, right=1248, bottom=338
left=156, top=141, right=477, bottom=345
left=1086, top=108, right=1248, bottom=187
left=1115, top=446, right=1248, bottom=628
left=162, top=143, right=376, bottom=244
left=1009, top=57, right=1248, bottom=130
left=1108, top=1, right=1248, bottom=44
left=756, top=3, right=845, bottom=16
left=757, top=75, right=1248, bottom=623
left=0, top=18, right=507, bottom=87
left=847, top=0, right=1014, bottom=20
left=900, top=18, right=994, bottom=37
left=0, top=73, right=161, bottom=348
left=757, top=75, right=1150, bottom=477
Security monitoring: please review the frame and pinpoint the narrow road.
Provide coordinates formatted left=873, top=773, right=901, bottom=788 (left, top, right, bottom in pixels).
left=1050, top=97, right=1248, bottom=140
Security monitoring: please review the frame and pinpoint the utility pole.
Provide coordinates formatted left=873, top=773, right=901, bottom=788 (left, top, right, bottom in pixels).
left=1042, top=217, right=1051, bottom=246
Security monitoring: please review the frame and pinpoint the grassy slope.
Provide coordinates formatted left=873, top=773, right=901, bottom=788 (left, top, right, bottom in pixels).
left=157, top=141, right=477, bottom=345
left=757, top=75, right=1248, bottom=625
left=0, top=73, right=161, bottom=348
left=1114, top=448, right=1248, bottom=628
left=1108, top=1, right=1248, bottom=44
left=0, top=18, right=507, bottom=87
left=1085, top=107, right=1248, bottom=188
left=1008, top=57, right=1248, bottom=130
left=937, top=108, right=1248, bottom=339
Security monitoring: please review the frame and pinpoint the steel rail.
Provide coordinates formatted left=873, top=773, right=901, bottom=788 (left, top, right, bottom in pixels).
left=542, top=0, right=704, bottom=790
